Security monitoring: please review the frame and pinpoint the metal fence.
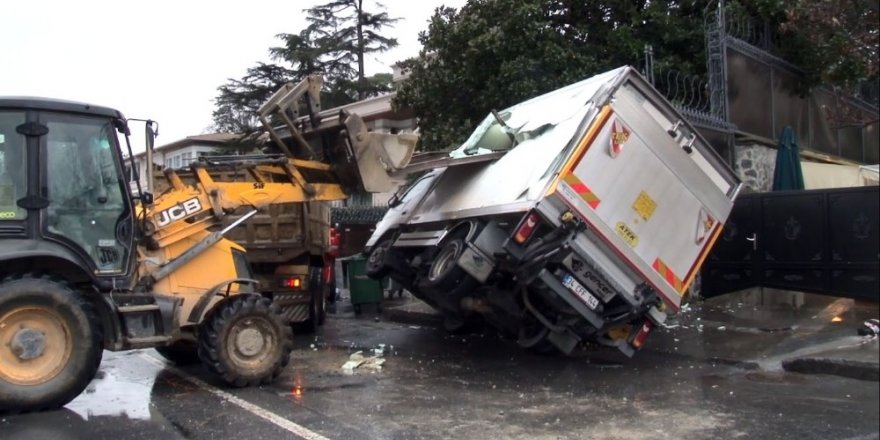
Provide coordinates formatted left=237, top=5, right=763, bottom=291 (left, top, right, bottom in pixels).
left=644, top=0, right=879, bottom=165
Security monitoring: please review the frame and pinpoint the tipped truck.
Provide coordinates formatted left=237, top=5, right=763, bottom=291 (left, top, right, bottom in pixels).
left=364, top=66, right=742, bottom=355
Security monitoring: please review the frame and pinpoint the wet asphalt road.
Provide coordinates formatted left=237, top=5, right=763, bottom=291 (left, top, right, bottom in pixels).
left=2, top=309, right=879, bottom=440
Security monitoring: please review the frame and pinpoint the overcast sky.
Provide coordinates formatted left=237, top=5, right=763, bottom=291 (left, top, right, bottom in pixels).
left=1, top=0, right=466, bottom=150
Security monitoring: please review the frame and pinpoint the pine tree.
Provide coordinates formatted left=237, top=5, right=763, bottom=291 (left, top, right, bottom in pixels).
left=212, top=0, right=399, bottom=134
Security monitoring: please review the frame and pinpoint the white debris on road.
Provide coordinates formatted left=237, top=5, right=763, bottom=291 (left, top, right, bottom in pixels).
left=342, top=350, right=386, bottom=374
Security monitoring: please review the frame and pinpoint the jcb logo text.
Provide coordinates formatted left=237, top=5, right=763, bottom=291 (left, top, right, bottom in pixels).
left=156, top=198, right=202, bottom=227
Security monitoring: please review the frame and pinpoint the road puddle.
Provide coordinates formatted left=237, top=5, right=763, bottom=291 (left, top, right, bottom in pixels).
left=66, top=351, right=160, bottom=420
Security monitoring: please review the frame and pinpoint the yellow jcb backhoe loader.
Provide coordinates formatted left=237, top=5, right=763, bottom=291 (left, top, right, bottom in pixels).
left=0, top=75, right=416, bottom=413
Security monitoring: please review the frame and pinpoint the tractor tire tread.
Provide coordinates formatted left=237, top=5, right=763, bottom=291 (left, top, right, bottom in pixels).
left=198, top=295, right=292, bottom=387
left=0, top=274, right=103, bottom=414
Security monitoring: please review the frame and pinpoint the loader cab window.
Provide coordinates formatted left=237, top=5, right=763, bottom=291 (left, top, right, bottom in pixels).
left=0, top=111, right=28, bottom=220
left=44, top=113, right=130, bottom=273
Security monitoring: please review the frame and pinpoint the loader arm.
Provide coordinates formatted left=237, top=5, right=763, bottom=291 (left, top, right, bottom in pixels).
left=143, top=158, right=349, bottom=250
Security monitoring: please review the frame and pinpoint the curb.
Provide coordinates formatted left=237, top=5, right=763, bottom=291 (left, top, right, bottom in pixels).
left=782, top=357, right=880, bottom=382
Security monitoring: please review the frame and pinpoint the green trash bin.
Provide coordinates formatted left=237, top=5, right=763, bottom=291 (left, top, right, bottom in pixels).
left=345, top=256, right=384, bottom=315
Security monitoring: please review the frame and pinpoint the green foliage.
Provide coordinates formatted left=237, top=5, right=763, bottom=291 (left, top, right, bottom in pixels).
left=394, top=0, right=707, bottom=151
left=397, top=0, right=876, bottom=151
left=212, top=63, right=294, bottom=137
left=780, top=0, right=878, bottom=87
left=212, top=1, right=399, bottom=134
left=722, top=0, right=876, bottom=89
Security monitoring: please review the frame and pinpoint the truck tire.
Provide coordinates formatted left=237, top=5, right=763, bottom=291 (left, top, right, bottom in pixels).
left=154, top=340, right=200, bottom=365
left=0, top=275, right=103, bottom=414
left=198, top=294, right=292, bottom=387
left=302, top=267, right=325, bottom=333
left=424, top=232, right=477, bottom=295
left=324, top=263, right=337, bottom=306
left=365, top=237, right=393, bottom=279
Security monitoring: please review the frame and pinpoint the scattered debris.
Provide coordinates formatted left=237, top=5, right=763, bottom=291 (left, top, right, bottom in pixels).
left=858, top=319, right=880, bottom=338
left=342, top=352, right=366, bottom=373
left=342, top=350, right=387, bottom=374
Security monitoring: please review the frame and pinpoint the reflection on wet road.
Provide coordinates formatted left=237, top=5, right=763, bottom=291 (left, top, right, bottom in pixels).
left=67, top=352, right=158, bottom=421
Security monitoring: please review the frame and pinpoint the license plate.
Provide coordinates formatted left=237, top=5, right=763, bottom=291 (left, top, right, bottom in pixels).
left=561, top=273, right=600, bottom=310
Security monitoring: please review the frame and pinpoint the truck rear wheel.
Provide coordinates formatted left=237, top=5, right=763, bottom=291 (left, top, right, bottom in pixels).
left=303, top=267, right=325, bottom=333
left=0, top=275, right=103, bottom=413
left=198, top=295, right=292, bottom=387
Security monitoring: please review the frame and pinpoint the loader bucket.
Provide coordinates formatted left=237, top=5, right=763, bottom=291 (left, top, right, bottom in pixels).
left=342, top=113, right=417, bottom=193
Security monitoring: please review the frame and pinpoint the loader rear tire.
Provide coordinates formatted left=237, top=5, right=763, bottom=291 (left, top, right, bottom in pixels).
left=0, top=275, right=103, bottom=414
left=198, top=294, right=292, bottom=387
left=154, top=340, right=200, bottom=365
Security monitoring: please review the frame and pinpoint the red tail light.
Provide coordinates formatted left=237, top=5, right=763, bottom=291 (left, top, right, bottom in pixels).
left=631, top=321, right=653, bottom=349
left=329, top=227, right=341, bottom=257
left=514, top=212, right=541, bottom=244
left=280, top=276, right=303, bottom=289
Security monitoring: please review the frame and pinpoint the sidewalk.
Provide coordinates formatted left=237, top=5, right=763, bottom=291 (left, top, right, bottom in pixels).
left=663, top=292, right=879, bottom=381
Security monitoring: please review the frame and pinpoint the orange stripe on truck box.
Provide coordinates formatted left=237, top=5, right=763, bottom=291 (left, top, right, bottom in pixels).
left=546, top=106, right=613, bottom=197
left=682, top=222, right=724, bottom=294
left=562, top=174, right=601, bottom=209
left=652, top=258, right=685, bottom=295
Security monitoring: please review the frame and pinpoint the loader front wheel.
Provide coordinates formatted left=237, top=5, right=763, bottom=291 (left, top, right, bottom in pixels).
left=198, top=295, right=292, bottom=387
left=0, top=275, right=103, bottom=413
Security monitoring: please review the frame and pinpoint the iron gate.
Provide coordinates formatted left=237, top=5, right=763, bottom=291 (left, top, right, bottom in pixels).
left=701, top=186, right=879, bottom=302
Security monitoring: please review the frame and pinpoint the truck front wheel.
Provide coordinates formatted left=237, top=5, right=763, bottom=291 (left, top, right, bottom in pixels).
left=366, top=238, right=393, bottom=279
left=0, top=275, right=103, bottom=413
left=425, top=232, right=477, bottom=295
left=198, top=295, right=293, bottom=387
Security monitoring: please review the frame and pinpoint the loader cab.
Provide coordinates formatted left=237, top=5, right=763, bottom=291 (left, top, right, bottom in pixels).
left=0, top=97, right=136, bottom=287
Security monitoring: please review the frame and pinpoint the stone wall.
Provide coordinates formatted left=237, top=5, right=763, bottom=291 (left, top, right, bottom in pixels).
left=733, top=143, right=777, bottom=192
